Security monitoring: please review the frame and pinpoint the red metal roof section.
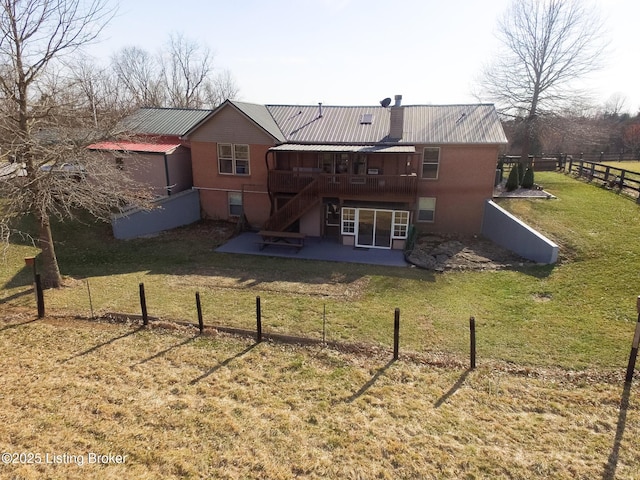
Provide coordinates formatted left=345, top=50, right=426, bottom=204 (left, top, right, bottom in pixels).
left=87, top=136, right=183, bottom=154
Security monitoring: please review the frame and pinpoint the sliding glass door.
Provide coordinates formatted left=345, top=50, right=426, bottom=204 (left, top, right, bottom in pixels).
left=356, top=209, right=392, bottom=248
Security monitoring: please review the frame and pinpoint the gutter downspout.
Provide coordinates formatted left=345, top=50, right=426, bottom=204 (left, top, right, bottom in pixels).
left=265, top=149, right=275, bottom=216
left=164, top=153, right=171, bottom=196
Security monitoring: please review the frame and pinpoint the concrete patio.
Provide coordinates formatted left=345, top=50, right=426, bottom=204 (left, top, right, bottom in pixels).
left=215, top=232, right=409, bottom=267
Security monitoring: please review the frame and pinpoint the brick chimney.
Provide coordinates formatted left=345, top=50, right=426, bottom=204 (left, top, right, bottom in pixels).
left=389, top=94, right=404, bottom=141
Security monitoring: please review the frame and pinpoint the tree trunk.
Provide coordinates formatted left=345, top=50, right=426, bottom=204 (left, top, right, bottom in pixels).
left=37, top=212, right=62, bottom=288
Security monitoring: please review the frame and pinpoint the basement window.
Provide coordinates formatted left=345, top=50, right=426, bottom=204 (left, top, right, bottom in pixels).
left=228, top=192, right=243, bottom=217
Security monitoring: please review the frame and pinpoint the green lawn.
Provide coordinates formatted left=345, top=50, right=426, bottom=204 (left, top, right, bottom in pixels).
left=2, top=171, right=640, bottom=370
left=603, top=160, right=640, bottom=173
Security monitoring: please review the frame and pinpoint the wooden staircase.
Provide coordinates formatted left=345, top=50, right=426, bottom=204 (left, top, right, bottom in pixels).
left=263, top=177, right=321, bottom=231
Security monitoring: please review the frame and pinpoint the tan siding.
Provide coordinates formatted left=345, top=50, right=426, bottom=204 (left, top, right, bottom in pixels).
left=119, top=153, right=166, bottom=197
left=190, top=106, right=276, bottom=145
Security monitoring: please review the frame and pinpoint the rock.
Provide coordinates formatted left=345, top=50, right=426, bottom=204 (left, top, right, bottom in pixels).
left=406, top=234, right=531, bottom=271
left=406, top=252, right=438, bottom=269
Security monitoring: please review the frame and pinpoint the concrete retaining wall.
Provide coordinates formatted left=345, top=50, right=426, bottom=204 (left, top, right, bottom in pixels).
left=112, top=189, right=201, bottom=240
left=482, top=200, right=558, bottom=264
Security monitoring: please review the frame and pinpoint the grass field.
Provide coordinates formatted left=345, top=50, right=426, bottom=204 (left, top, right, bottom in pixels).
left=3, top=172, right=640, bottom=369
left=0, top=315, right=637, bottom=479
left=2, top=171, right=640, bottom=478
left=603, top=161, right=640, bottom=173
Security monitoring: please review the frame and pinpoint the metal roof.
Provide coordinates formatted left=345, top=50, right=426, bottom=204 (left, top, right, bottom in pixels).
left=403, top=105, right=508, bottom=144
left=269, top=144, right=415, bottom=153
left=184, top=101, right=507, bottom=146
left=265, top=104, right=507, bottom=145
left=87, top=140, right=182, bottom=154
left=230, top=101, right=286, bottom=142
left=267, top=105, right=390, bottom=144
left=121, top=107, right=213, bottom=136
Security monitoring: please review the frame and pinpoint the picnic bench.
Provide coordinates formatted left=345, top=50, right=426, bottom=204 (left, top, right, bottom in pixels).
left=257, top=230, right=305, bottom=252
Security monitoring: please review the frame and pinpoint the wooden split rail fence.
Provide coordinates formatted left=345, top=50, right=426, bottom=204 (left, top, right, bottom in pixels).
left=564, top=159, right=640, bottom=199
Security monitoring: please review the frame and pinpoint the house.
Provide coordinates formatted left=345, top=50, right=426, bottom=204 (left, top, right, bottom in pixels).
left=185, top=95, right=507, bottom=250
left=87, top=107, right=212, bottom=197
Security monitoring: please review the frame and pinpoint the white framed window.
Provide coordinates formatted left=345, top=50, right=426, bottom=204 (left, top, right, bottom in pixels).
left=418, top=197, right=436, bottom=222
left=234, top=144, right=249, bottom=174
left=228, top=192, right=243, bottom=217
left=341, top=207, right=356, bottom=234
left=422, top=147, right=440, bottom=179
left=392, top=211, right=410, bottom=238
left=218, top=143, right=250, bottom=175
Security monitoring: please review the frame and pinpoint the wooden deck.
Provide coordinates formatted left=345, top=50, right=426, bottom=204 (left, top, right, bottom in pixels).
left=268, top=171, right=417, bottom=200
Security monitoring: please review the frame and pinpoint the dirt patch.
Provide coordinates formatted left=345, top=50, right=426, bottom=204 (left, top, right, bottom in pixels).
left=160, top=219, right=237, bottom=246
left=406, top=234, right=532, bottom=271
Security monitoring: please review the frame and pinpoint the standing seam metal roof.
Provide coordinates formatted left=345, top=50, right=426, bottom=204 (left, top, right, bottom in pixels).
left=189, top=101, right=507, bottom=146
left=122, top=107, right=214, bottom=136
left=229, top=101, right=286, bottom=142
left=263, top=104, right=507, bottom=145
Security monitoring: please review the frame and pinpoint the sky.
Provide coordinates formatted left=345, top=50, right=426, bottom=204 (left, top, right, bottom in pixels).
left=85, top=0, right=639, bottom=112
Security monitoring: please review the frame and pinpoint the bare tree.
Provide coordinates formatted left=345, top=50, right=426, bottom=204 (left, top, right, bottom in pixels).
left=0, top=0, right=153, bottom=288
left=160, top=33, right=212, bottom=108
left=111, top=33, right=238, bottom=109
left=478, top=0, right=607, bottom=162
left=111, top=46, right=165, bottom=107
left=204, top=69, right=240, bottom=108
left=65, top=54, right=135, bottom=124
left=602, top=92, right=629, bottom=118
left=623, top=123, right=640, bottom=157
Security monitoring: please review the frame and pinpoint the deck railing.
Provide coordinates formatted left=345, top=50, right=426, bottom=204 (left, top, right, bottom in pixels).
left=263, top=177, right=321, bottom=231
left=268, top=170, right=417, bottom=198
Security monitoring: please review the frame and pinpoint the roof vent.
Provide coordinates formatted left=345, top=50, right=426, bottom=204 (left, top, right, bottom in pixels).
left=394, top=95, right=402, bottom=107
left=360, top=113, right=373, bottom=125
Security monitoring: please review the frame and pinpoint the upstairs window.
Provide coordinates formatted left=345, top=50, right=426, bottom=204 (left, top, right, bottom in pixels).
left=218, top=143, right=250, bottom=175
left=422, top=147, right=440, bottom=179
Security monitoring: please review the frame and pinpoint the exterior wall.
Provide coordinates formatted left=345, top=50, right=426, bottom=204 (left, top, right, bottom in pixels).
left=190, top=105, right=276, bottom=227
left=414, top=144, right=499, bottom=234
left=299, top=203, right=322, bottom=236
left=92, top=147, right=193, bottom=197
left=111, top=189, right=201, bottom=240
left=482, top=200, right=558, bottom=263
left=122, top=153, right=167, bottom=197
left=166, top=147, right=193, bottom=194
left=189, top=103, right=503, bottom=235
